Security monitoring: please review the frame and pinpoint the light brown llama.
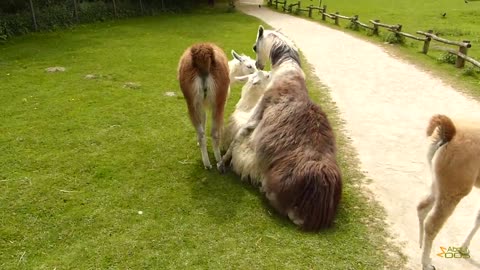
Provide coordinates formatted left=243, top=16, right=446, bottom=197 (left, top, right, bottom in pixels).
left=418, top=114, right=480, bottom=270
left=177, top=43, right=230, bottom=169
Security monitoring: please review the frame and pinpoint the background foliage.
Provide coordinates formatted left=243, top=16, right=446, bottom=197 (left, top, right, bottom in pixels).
left=0, top=0, right=198, bottom=40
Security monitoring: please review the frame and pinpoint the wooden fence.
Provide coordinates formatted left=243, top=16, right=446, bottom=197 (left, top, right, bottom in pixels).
left=266, top=0, right=479, bottom=69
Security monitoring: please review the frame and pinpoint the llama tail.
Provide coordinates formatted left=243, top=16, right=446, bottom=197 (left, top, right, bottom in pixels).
left=294, top=161, right=342, bottom=231
left=190, top=43, right=214, bottom=77
left=426, top=114, right=456, bottom=143
left=426, top=114, right=456, bottom=166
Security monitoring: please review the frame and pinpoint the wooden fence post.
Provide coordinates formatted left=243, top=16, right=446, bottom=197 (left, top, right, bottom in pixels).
left=353, top=15, right=359, bottom=25
left=73, top=0, right=79, bottom=21
left=334, top=12, right=339, bottom=25
left=422, top=30, right=433, bottom=54
left=321, top=5, right=327, bottom=21
left=456, top=40, right=470, bottom=68
left=308, top=7, right=312, bottom=18
left=29, top=0, right=38, bottom=31
left=139, top=0, right=144, bottom=14
left=112, top=0, right=118, bottom=18
left=395, top=24, right=402, bottom=39
left=373, top=19, right=379, bottom=35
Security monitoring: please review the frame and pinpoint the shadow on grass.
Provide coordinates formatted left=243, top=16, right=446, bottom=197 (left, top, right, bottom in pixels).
left=186, top=157, right=304, bottom=230
left=187, top=159, right=256, bottom=224
left=187, top=158, right=339, bottom=233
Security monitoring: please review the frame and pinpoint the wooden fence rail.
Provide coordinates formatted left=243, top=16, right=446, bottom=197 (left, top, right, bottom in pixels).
left=351, top=15, right=374, bottom=30
left=266, top=0, right=478, bottom=70
left=417, top=31, right=472, bottom=68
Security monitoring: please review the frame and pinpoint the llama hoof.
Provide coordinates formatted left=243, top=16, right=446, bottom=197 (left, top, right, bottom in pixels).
left=459, top=247, right=469, bottom=255
left=204, top=164, right=212, bottom=170
left=217, top=161, right=227, bottom=174
left=422, top=264, right=436, bottom=270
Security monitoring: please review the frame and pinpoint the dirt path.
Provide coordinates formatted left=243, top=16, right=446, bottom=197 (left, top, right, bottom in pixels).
left=238, top=2, right=480, bottom=269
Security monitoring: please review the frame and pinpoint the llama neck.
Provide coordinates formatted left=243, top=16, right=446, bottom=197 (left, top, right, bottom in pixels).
left=236, top=90, right=263, bottom=111
left=272, top=60, right=305, bottom=80
left=269, top=37, right=301, bottom=68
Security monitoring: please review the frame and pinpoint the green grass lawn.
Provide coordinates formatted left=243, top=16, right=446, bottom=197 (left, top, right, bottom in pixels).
left=0, top=7, right=402, bottom=269
left=279, top=0, right=480, bottom=92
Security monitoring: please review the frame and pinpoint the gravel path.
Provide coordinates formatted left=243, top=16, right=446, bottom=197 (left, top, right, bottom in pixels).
left=238, top=1, right=480, bottom=269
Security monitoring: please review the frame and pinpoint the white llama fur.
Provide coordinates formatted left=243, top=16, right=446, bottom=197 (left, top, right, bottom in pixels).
left=192, top=75, right=217, bottom=106
left=228, top=50, right=257, bottom=84
left=225, top=70, right=271, bottom=183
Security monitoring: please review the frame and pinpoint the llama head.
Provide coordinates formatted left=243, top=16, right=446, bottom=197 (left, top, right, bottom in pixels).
left=253, top=25, right=267, bottom=70
left=235, top=70, right=271, bottom=90
left=230, top=50, right=256, bottom=77
left=253, top=25, right=299, bottom=70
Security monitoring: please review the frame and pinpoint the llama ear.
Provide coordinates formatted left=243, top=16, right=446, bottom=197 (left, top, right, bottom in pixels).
left=258, top=25, right=264, bottom=38
left=231, top=50, right=243, bottom=62
left=234, top=75, right=250, bottom=82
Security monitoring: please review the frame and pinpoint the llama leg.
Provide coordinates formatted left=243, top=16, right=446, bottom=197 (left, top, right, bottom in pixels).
left=417, top=190, right=435, bottom=248
left=217, top=123, right=257, bottom=173
left=461, top=208, right=480, bottom=252
left=422, top=197, right=462, bottom=270
left=211, top=115, right=222, bottom=164
left=217, top=97, right=267, bottom=173
left=217, top=140, right=235, bottom=173
left=196, top=110, right=211, bottom=169
left=197, top=110, right=206, bottom=147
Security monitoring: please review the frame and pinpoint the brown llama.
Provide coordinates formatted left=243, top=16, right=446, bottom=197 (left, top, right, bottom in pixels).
left=219, top=26, right=342, bottom=231
left=177, top=43, right=230, bottom=169
left=418, top=114, right=480, bottom=270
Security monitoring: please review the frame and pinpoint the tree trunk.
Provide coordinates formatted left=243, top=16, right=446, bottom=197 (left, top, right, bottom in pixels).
left=112, top=0, right=118, bottom=18
left=29, top=0, right=38, bottom=31
left=139, top=0, right=144, bottom=14
left=73, top=0, right=79, bottom=21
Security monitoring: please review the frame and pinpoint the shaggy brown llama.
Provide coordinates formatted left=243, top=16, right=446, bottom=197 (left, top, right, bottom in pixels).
left=219, top=26, right=342, bottom=231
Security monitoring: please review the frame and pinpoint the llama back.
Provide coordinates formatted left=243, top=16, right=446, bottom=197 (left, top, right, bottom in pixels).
left=255, top=95, right=341, bottom=230
left=178, top=43, right=230, bottom=103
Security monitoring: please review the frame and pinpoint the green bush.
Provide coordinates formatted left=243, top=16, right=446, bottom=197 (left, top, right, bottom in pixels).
left=0, top=12, right=32, bottom=38
left=463, top=65, right=480, bottom=78
left=36, top=4, right=75, bottom=30
left=0, top=0, right=198, bottom=40
left=78, top=1, right=113, bottom=22
left=384, top=32, right=405, bottom=44
left=438, top=52, right=457, bottom=64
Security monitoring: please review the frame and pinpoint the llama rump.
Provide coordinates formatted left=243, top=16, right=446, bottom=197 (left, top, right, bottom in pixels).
left=177, top=42, right=230, bottom=170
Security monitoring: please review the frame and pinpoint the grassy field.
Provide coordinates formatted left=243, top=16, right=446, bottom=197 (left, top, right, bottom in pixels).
left=0, top=6, right=402, bottom=270
left=282, top=0, right=480, bottom=91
